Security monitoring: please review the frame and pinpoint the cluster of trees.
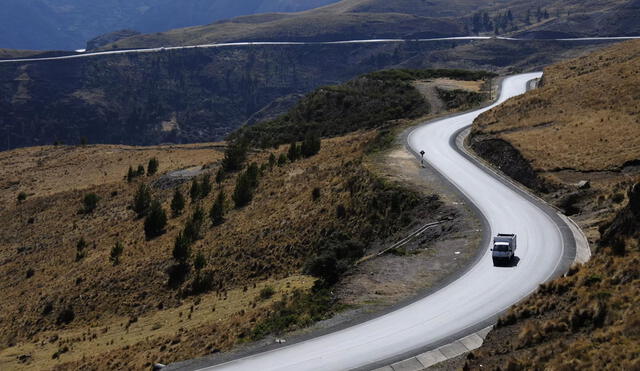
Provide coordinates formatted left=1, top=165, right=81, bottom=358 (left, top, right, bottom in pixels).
left=470, top=7, right=552, bottom=35
left=126, top=157, right=159, bottom=182
left=233, top=163, right=260, bottom=208
left=286, top=132, right=322, bottom=162
left=172, top=206, right=206, bottom=265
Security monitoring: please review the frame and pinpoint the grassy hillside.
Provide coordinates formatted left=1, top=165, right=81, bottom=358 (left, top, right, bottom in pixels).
left=0, top=68, right=494, bottom=369
left=103, top=0, right=640, bottom=49
left=465, top=39, right=640, bottom=370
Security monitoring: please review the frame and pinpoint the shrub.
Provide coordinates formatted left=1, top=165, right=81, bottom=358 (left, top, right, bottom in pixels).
left=259, top=286, right=276, bottom=300
left=171, top=188, right=185, bottom=217
left=336, top=204, right=347, bottom=219
left=26, top=268, right=35, bottom=279
left=133, top=184, right=152, bottom=218
left=147, top=157, right=159, bottom=176
left=110, top=241, right=124, bottom=265
left=136, top=164, right=145, bottom=176
left=193, top=252, right=207, bottom=271
left=277, top=153, right=288, bottom=166
left=312, top=187, right=321, bottom=201
left=144, top=200, right=167, bottom=239
left=75, top=238, right=88, bottom=261
left=56, top=306, right=75, bottom=325
left=189, top=269, right=215, bottom=295
left=17, top=192, right=27, bottom=203
left=268, top=153, right=277, bottom=168
left=210, top=190, right=226, bottom=226
left=82, top=193, right=100, bottom=213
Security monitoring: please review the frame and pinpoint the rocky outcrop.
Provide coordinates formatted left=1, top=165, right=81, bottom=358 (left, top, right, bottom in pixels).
left=468, top=135, right=552, bottom=193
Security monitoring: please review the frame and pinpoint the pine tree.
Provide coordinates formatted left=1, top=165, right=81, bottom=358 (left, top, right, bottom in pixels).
left=288, top=141, right=299, bottom=162
left=190, top=178, right=201, bottom=202
left=200, top=175, right=212, bottom=198
left=233, top=172, right=253, bottom=208
left=82, top=193, right=100, bottom=213
left=133, top=183, right=152, bottom=218
left=277, top=153, right=288, bottom=166
left=301, top=132, right=321, bottom=157
left=215, top=167, right=225, bottom=185
left=127, top=166, right=136, bottom=182
left=268, top=153, right=276, bottom=168
left=222, top=139, right=248, bottom=172
left=184, top=206, right=205, bottom=242
left=172, top=232, right=191, bottom=264
left=194, top=252, right=207, bottom=271
left=136, top=164, right=145, bottom=176
left=246, top=163, right=259, bottom=189
left=147, top=157, right=159, bottom=176
left=171, top=188, right=185, bottom=216
left=210, top=190, right=225, bottom=226
left=144, top=200, right=167, bottom=239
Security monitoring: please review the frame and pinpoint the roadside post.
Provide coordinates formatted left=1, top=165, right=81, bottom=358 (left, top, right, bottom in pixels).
left=420, top=150, right=425, bottom=167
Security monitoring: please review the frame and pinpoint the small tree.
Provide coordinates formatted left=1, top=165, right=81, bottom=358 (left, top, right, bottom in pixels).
left=80, top=137, right=88, bottom=146
left=215, top=167, right=225, bottom=186
left=336, top=204, right=347, bottom=219
left=194, top=252, right=207, bottom=272
left=82, top=193, right=100, bottom=214
left=268, top=153, right=276, bottom=168
left=17, top=192, right=27, bottom=203
left=245, top=163, right=260, bottom=189
left=126, top=166, right=136, bottom=182
left=277, top=153, right=288, bottom=166
left=171, top=188, right=185, bottom=217
left=190, top=179, right=201, bottom=202
left=210, top=190, right=226, bottom=226
left=110, top=241, right=124, bottom=265
left=136, top=164, right=145, bottom=177
left=147, top=157, right=159, bottom=176
left=144, top=200, right=167, bottom=239
left=200, top=175, right=212, bottom=198
left=173, top=232, right=191, bottom=264
left=287, top=141, right=300, bottom=162
left=301, top=132, right=321, bottom=158
left=222, top=139, right=248, bottom=172
left=233, top=172, right=253, bottom=208
left=133, top=183, right=152, bottom=218
left=184, top=206, right=205, bottom=242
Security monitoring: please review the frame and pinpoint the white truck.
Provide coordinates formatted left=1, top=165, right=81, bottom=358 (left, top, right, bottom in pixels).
left=492, top=233, right=517, bottom=266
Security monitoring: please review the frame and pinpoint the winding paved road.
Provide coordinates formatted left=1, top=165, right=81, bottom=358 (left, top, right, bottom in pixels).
left=1, top=36, right=639, bottom=64
left=179, top=73, right=576, bottom=371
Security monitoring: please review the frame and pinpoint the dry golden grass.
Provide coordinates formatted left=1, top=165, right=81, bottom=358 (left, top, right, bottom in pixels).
left=474, top=39, right=640, bottom=172
left=0, top=132, right=380, bottom=369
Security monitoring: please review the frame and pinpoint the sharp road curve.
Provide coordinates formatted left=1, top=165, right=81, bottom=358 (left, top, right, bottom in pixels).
left=187, top=73, right=576, bottom=371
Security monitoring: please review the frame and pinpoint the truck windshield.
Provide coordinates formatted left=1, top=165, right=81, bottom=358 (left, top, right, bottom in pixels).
left=494, top=245, right=509, bottom=252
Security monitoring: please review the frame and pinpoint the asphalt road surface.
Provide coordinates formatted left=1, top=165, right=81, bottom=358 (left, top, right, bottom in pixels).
left=181, top=73, right=575, bottom=371
left=1, top=36, right=639, bottom=64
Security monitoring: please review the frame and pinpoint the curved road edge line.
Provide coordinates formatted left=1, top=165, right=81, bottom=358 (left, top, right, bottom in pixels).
left=365, top=76, right=588, bottom=371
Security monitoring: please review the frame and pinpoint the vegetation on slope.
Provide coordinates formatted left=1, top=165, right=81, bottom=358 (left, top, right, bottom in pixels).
left=465, top=39, right=640, bottom=370
left=235, top=69, right=493, bottom=147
